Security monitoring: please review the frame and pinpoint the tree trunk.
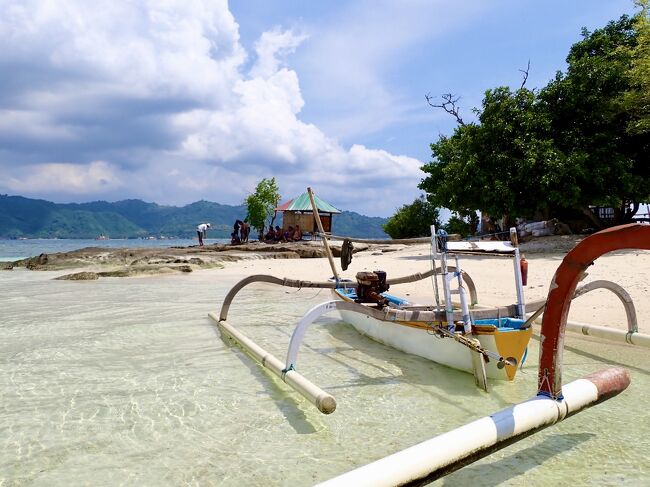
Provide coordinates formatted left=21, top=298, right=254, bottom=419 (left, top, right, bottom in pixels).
left=581, top=205, right=604, bottom=229
left=502, top=213, right=512, bottom=236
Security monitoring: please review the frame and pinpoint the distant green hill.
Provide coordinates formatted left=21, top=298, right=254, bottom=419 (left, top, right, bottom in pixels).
left=0, top=195, right=388, bottom=239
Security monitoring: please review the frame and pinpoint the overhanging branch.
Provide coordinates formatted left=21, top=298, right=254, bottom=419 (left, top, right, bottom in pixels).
left=426, top=93, right=465, bottom=126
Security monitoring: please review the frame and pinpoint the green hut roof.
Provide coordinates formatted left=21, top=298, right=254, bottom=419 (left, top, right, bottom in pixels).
left=277, top=192, right=341, bottom=214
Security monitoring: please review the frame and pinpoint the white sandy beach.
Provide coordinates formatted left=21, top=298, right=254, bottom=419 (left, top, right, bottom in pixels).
left=209, top=238, right=650, bottom=334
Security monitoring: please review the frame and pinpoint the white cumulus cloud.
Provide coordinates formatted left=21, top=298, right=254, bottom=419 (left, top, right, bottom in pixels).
left=0, top=0, right=425, bottom=215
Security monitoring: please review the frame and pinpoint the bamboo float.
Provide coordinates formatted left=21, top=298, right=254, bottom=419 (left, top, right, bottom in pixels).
left=316, top=368, right=630, bottom=487
left=527, top=316, right=650, bottom=348
left=564, top=320, right=650, bottom=347
left=209, top=312, right=337, bottom=414
left=526, top=278, right=648, bottom=348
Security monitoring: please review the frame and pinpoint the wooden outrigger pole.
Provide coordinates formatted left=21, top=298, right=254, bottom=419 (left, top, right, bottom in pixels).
left=317, top=223, right=648, bottom=486
left=307, top=187, right=339, bottom=281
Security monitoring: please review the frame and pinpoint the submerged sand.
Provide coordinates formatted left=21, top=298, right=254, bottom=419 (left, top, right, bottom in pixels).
left=2, top=234, right=648, bottom=485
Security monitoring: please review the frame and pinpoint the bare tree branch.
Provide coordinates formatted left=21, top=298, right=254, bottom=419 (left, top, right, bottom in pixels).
left=519, top=60, right=530, bottom=89
left=425, top=92, right=465, bottom=125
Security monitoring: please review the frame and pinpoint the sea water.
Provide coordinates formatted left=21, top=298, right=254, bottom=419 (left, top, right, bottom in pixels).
left=0, top=239, right=231, bottom=262
left=1, top=266, right=649, bottom=485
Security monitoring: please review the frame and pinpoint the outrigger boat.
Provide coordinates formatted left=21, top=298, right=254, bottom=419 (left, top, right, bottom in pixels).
left=213, top=187, right=539, bottom=403
left=212, top=189, right=646, bottom=410
left=330, top=228, right=532, bottom=383
left=211, top=184, right=649, bottom=483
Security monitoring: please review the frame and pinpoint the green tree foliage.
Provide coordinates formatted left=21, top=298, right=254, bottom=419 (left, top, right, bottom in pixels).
left=244, top=178, right=281, bottom=233
left=444, top=210, right=479, bottom=237
left=444, top=214, right=472, bottom=237
left=382, top=196, right=440, bottom=238
left=539, top=14, right=649, bottom=222
left=626, top=0, right=650, bottom=134
left=421, top=13, right=650, bottom=227
left=421, top=87, right=558, bottom=225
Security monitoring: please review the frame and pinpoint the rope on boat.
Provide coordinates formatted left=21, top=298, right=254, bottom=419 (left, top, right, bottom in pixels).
left=520, top=347, right=528, bottom=370
left=431, top=325, right=516, bottom=368
left=281, top=363, right=295, bottom=379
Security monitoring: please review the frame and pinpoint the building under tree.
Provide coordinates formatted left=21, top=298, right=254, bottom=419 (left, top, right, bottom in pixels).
left=275, top=191, right=342, bottom=237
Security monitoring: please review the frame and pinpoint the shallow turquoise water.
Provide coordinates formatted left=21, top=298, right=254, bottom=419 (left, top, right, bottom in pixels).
left=0, top=269, right=648, bottom=486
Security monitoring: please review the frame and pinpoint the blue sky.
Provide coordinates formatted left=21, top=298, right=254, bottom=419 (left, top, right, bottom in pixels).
left=0, top=0, right=636, bottom=216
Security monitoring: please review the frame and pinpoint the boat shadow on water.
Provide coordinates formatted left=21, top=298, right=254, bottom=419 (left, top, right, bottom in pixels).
left=307, top=318, right=521, bottom=414
left=224, top=341, right=322, bottom=435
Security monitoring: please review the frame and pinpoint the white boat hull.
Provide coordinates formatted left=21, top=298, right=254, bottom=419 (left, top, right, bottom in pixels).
left=333, top=291, right=531, bottom=381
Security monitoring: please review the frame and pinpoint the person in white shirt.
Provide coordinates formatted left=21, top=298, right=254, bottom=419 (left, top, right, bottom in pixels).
left=197, top=223, right=211, bottom=246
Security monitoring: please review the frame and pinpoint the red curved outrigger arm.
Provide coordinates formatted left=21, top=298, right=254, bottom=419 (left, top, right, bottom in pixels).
left=538, top=223, right=650, bottom=399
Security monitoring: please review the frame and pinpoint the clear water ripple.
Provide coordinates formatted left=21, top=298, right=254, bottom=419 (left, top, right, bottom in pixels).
left=0, top=269, right=648, bottom=486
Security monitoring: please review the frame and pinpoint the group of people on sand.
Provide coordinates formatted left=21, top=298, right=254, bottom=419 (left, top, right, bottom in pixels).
left=197, top=219, right=302, bottom=246
left=231, top=219, right=249, bottom=245
left=263, top=224, right=302, bottom=243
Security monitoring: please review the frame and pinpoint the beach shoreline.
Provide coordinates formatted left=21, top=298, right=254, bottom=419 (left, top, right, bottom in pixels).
left=208, top=237, right=649, bottom=334
left=3, top=234, right=647, bottom=333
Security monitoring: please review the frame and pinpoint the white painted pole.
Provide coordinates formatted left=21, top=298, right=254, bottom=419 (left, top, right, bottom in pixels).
left=208, top=312, right=337, bottom=414
left=526, top=311, right=650, bottom=349
left=510, top=228, right=525, bottom=319
left=530, top=315, right=650, bottom=348
left=429, top=225, right=442, bottom=312
left=454, top=256, right=472, bottom=334
left=316, top=367, right=629, bottom=487
left=437, top=233, right=454, bottom=328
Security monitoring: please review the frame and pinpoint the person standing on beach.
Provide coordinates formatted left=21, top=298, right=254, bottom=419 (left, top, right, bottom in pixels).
left=197, top=223, right=211, bottom=246
left=240, top=220, right=250, bottom=243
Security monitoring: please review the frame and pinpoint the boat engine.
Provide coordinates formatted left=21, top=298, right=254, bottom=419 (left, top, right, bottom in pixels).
left=355, top=270, right=389, bottom=307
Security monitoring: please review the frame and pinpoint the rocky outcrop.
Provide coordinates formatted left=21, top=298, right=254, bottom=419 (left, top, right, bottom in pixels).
left=55, top=271, right=99, bottom=280
left=9, top=240, right=372, bottom=279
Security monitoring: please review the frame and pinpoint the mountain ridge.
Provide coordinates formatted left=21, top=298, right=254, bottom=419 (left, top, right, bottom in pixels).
left=0, top=194, right=389, bottom=239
